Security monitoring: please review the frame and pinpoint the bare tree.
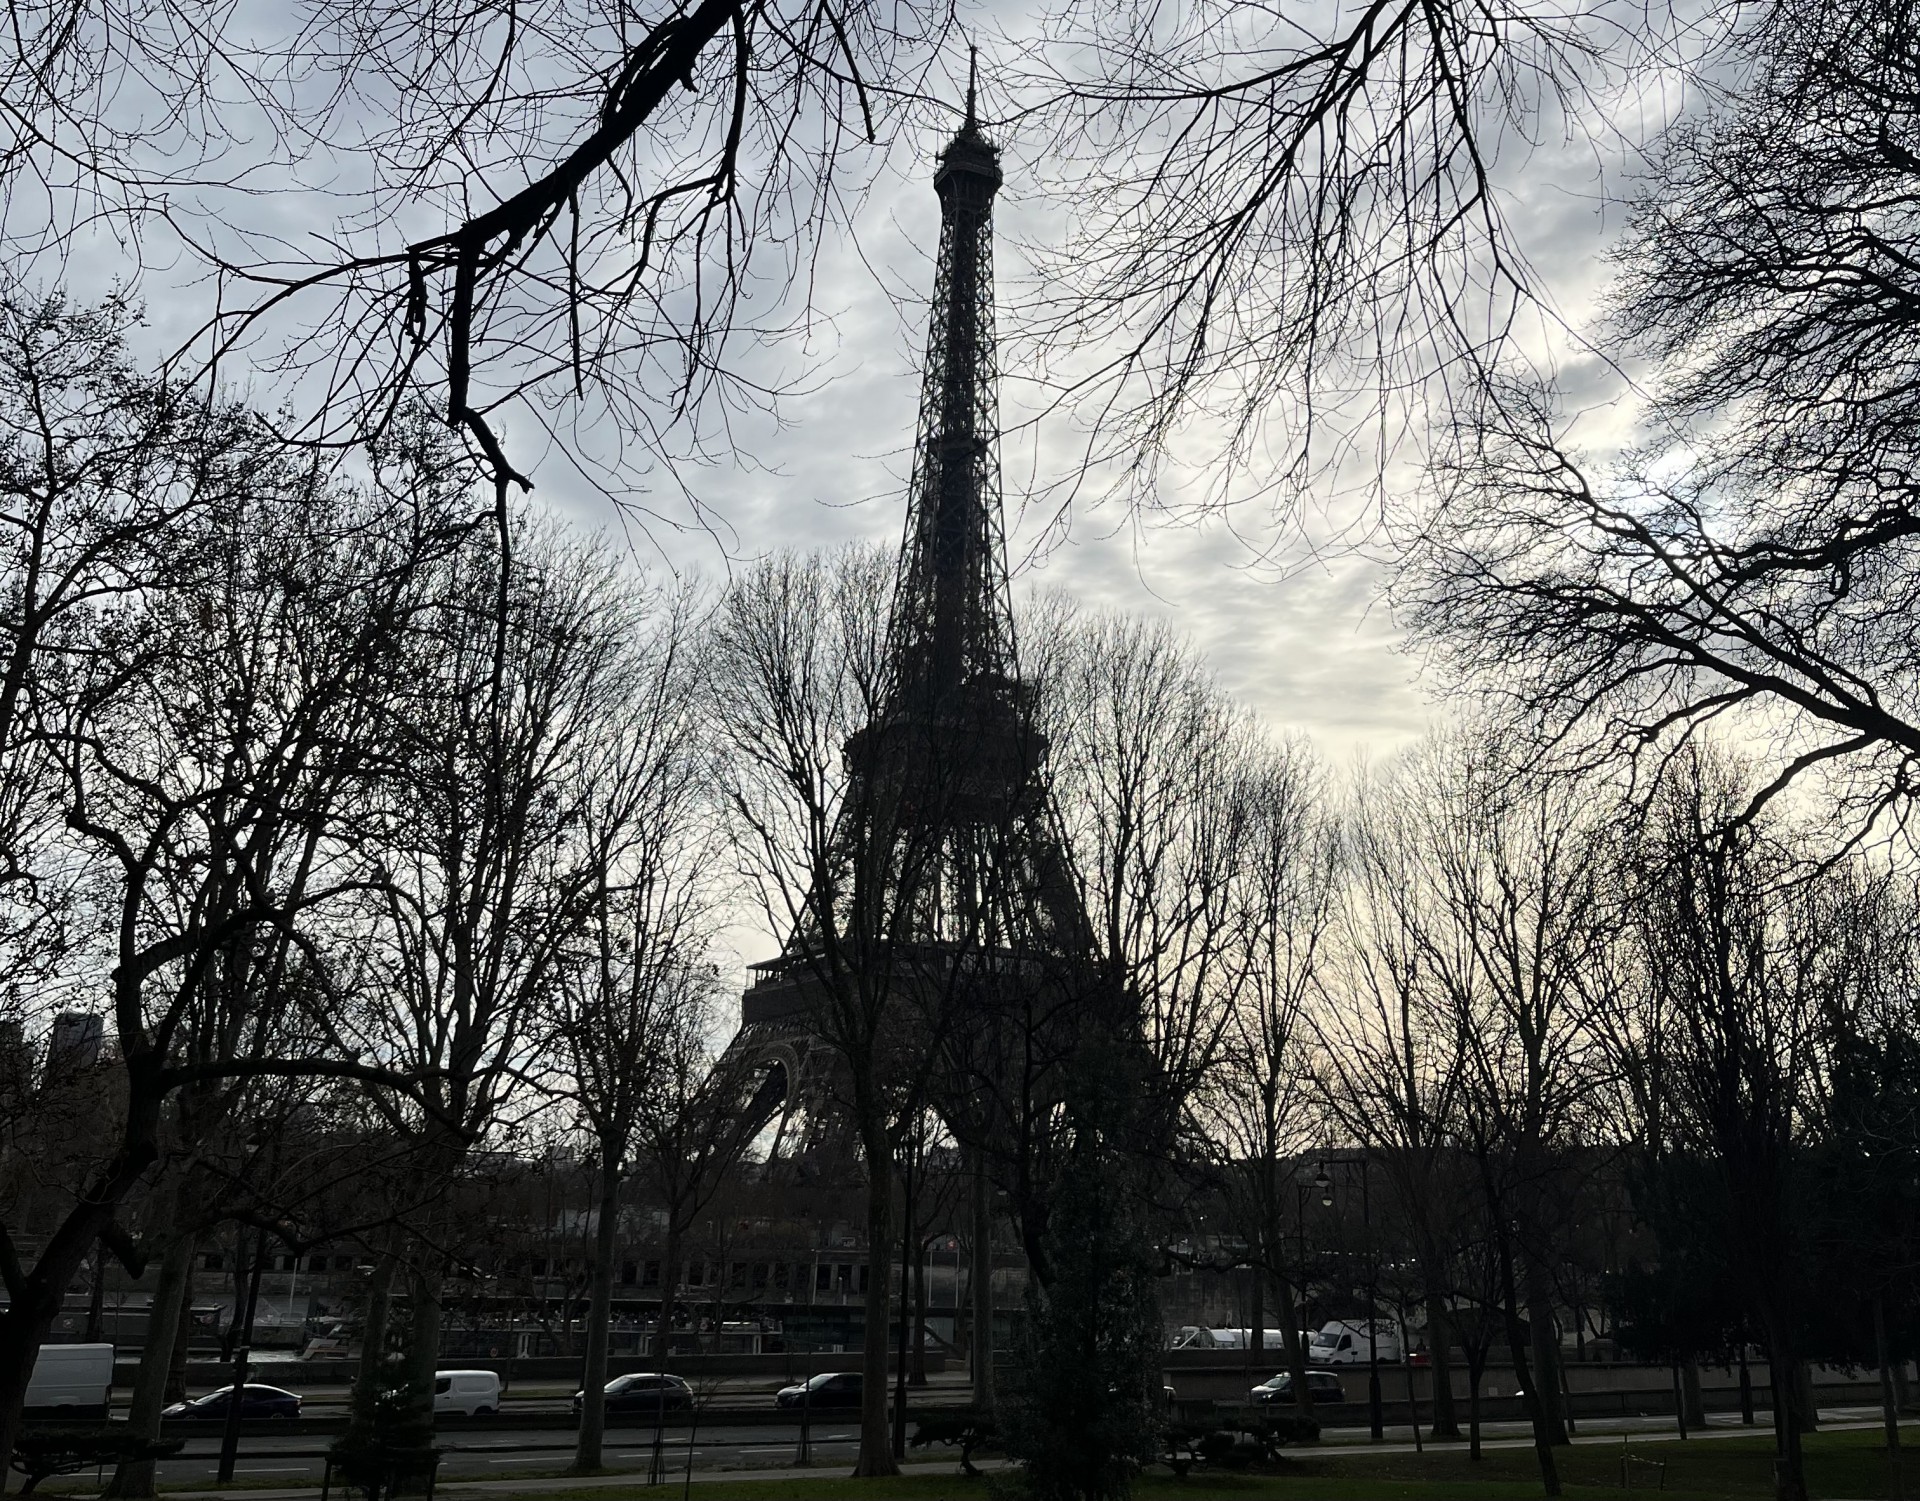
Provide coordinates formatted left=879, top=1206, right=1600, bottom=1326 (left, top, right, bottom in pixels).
left=1320, top=757, right=1477, bottom=1442
left=1200, top=740, right=1336, bottom=1419
left=0, top=393, right=462, bottom=1480
left=0, top=284, right=262, bottom=1051
left=1606, top=748, right=1888, bottom=1501
left=5, top=0, right=972, bottom=538
left=623, top=975, right=760, bottom=1426
left=1324, top=733, right=1616, bottom=1495
left=1402, top=0, right=1920, bottom=835
left=710, top=545, right=940, bottom=1474
left=341, top=522, right=662, bottom=1429
left=1008, top=0, right=1713, bottom=521
left=537, top=578, right=725, bottom=1470
left=983, top=608, right=1260, bottom=1279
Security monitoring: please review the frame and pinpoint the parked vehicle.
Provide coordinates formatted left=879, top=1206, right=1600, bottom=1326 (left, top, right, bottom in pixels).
left=162, top=1384, right=302, bottom=1421
left=571, top=1373, right=693, bottom=1417
left=774, top=1372, right=861, bottom=1409
left=1250, top=1370, right=1346, bottom=1404
left=434, top=1370, right=502, bottom=1416
left=1306, top=1321, right=1403, bottom=1365
left=1169, top=1327, right=1307, bottom=1351
left=23, top=1344, right=113, bottom=1419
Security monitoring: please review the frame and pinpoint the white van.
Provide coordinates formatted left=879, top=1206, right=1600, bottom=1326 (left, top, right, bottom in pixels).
left=433, top=1370, right=501, bottom=1416
left=25, top=1343, right=114, bottom=1418
left=1307, top=1320, right=1404, bottom=1365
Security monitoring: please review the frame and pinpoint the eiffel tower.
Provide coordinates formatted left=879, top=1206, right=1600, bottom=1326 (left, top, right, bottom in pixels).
left=723, top=67, right=1093, bottom=1174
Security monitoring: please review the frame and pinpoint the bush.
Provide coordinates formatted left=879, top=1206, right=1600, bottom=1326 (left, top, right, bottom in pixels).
left=10, top=1426, right=185, bottom=1495
left=332, top=1360, right=439, bottom=1501
left=911, top=1409, right=998, bottom=1477
left=1161, top=1411, right=1317, bottom=1475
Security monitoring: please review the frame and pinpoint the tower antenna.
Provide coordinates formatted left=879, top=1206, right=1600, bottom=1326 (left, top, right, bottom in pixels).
left=965, top=45, right=978, bottom=129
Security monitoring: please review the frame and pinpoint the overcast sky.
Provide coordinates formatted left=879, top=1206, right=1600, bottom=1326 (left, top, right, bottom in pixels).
left=45, top=7, right=1666, bottom=772
left=38, top=8, right=1672, bottom=991
left=516, top=70, right=1648, bottom=768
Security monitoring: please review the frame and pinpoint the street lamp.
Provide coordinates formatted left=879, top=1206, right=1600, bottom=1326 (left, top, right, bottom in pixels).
left=1361, top=1156, right=1383, bottom=1442
left=1314, top=1168, right=1332, bottom=1207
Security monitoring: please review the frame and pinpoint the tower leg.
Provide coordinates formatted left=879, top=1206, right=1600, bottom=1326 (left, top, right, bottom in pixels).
left=971, top=1151, right=995, bottom=1411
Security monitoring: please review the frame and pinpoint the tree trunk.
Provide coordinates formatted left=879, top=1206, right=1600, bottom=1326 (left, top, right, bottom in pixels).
left=910, top=1237, right=928, bottom=1386
left=0, top=1288, right=89, bottom=1496
left=1271, top=1275, right=1314, bottom=1420
left=1498, top=1230, right=1559, bottom=1497
left=572, top=1159, right=620, bottom=1472
left=222, top=1238, right=248, bottom=1361
left=164, top=1261, right=198, bottom=1405
left=105, top=1228, right=198, bottom=1499
left=1425, top=1291, right=1460, bottom=1438
left=0, top=1075, right=158, bottom=1492
left=357, top=1244, right=397, bottom=1388
left=1250, top=1267, right=1264, bottom=1360
left=86, top=1239, right=109, bottom=1347
left=1877, top=1296, right=1904, bottom=1501
left=1766, top=1321, right=1808, bottom=1501
left=1466, top=1350, right=1485, bottom=1460
left=1789, top=1359, right=1818, bottom=1433
left=851, top=1125, right=899, bottom=1477
left=892, top=1172, right=910, bottom=1461
left=1681, top=1359, right=1706, bottom=1431
left=1524, top=1270, right=1569, bottom=1445
left=403, top=1249, right=447, bottom=1440
left=970, top=1156, right=994, bottom=1412
left=657, top=1228, right=682, bottom=1367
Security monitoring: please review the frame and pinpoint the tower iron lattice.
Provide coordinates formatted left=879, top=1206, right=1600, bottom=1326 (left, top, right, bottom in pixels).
left=720, top=70, right=1094, bottom=1164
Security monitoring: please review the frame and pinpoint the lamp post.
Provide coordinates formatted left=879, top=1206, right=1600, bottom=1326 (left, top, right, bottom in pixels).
left=1319, top=1159, right=1384, bottom=1440
left=1311, top=1168, right=1331, bottom=1343
left=1363, top=1156, right=1382, bottom=1442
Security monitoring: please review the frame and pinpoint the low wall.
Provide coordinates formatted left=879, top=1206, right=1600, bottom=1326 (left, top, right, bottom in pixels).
left=129, top=1351, right=947, bottom=1390
left=1162, top=1353, right=1885, bottom=1410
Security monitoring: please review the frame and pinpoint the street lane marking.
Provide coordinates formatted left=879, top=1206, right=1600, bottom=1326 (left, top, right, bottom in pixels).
left=485, top=1457, right=550, bottom=1465
left=237, top=1466, right=309, bottom=1473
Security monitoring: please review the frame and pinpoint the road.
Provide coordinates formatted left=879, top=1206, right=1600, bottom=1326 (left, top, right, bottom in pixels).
left=150, top=1422, right=869, bottom=1485
left=138, top=1405, right=1894, bottom=1487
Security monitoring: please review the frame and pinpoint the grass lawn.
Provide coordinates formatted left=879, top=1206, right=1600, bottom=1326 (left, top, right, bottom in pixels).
left=472, top=1425, right=1916, bottom=1501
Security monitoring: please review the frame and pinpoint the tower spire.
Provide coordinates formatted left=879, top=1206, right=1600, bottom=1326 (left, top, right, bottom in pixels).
left=890, top=58, right=1011, bottom=709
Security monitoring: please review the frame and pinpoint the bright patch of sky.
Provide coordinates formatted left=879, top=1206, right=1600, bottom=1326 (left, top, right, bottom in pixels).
left=16, top=0, right=1708, bottom=992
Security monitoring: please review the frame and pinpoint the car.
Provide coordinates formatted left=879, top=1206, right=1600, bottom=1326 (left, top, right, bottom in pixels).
left=162, top=1384, right=302, bottom=1421
left=570, top=1373, right=694, bottom=1418
left=774, top=1372, right=862, bottom=1410
left=1249, top=1370, right=1345, bottom=1404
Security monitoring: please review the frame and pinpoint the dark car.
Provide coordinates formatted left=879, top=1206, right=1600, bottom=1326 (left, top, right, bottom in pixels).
left=774, top=1372, right=862, bottom=1410
left=1249, top=1370, right=1345, bottom=1404
left=162, top=1384, right=302, bottom=1421
left=570, top=1373, right=694, bottom=1418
